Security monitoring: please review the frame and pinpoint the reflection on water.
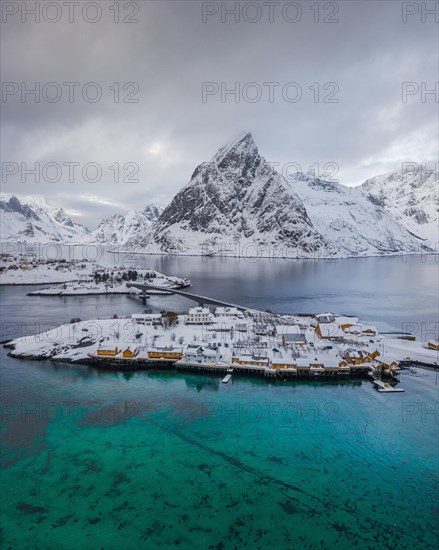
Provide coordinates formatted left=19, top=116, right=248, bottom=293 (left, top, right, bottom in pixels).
left=1, top=252, right=438, bottom=336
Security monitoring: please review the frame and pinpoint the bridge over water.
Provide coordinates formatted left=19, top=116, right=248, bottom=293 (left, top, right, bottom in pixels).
left=126, top=282, right=248, bottom=311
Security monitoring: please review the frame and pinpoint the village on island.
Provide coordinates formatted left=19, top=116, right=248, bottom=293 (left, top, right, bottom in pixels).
left=2, top=253, right=438, bottom=391
left=4, top=302, right=439, bottom=391
left=0, top=251, right=191, bottom=294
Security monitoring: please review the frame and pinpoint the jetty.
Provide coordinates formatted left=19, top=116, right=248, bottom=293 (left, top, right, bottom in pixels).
left=373, top=380, right=405, bottom=393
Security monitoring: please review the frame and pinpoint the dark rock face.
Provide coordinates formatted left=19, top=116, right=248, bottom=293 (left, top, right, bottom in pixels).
left=143, top=205, right=162, bottom=223
left=131, top=132, right=326, bottom=255
left=404, top=206, right=429, bottom=224
left=0, top=196, right=39, bottom=221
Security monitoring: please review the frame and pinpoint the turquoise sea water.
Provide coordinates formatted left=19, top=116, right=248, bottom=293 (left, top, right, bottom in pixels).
left=1, top=350, right=438, bottom=549
left=1, top=255, right=438, bottom=549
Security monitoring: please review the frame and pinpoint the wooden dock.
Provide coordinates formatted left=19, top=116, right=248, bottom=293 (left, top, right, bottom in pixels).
left=373, top=380, right=405, bottom=392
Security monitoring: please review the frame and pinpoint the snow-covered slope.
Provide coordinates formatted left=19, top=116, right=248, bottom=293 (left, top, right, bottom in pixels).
left=361, top=166, right=438, bottom=249
left=288, top=173, right=429, bottom=256
left=128, top=132, right=327, bottom=257
left=0, top=195, right=90, bottom=243
left=2, top=142, right=434, bottom=257
left=126, top=132, right=429, bottom=258
left=0, top=195, right=162, bottom=246
left=87, top=205, right=162, bottom=246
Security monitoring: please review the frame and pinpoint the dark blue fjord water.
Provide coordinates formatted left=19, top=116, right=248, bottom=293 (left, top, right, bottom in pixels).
left=1, top=254, right=438, bottom=549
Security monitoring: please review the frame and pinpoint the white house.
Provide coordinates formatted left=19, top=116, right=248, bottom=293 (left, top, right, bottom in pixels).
left=215, top=307, right=243, bottom=318
left=179, top=346, right=218, bottom=364
left=131, top=313, right=162, bottom=326
left=254, top=323, right=269, bottom=335
left=335, top=315, right=359, bottom=326
left=186, top=307, right=213, bottom=324
left=316, top=313, right=336, bottom=324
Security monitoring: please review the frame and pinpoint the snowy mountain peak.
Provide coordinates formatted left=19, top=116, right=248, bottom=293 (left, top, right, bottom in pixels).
left=128, top=133, right=326, bottom=255
left=212, top=130, right=258, bottom=166
left=360, top=164, right=438, bottom=246
left=86, top=204, right=164, bottom=246
left=287, top=173, right=429, bottom=256
left=0, top=194, right=163, bottom=246
left=125, top=133, right=431, bottom=257
left=1, top=195, right=39, bottom=221
left=0, top=194, right=89, bottom=243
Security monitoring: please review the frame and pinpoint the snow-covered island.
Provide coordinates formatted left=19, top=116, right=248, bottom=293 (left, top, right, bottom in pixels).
left=26, top=271, right=190, bottom=297
left=5, top=308, right=438, bottom=381
left=0, top=253, right=92, bottom=285
left=0, top=253, right=191, bottom=295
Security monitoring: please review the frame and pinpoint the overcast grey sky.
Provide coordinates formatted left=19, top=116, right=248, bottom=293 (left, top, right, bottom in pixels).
left=1, top=0, right=438, bottom=228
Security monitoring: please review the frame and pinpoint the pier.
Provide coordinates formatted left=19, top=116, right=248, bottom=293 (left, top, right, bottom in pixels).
left=373, top=380, right=405, bottom=392
left=86, top=351, right=379, bottom=380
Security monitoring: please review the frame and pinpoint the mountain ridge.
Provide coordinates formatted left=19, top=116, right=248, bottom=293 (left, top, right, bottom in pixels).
left=0, top=194, right=90, bottom=243
left=0, top=194, right=162, bottom=246
left=126, top=133, right=431, bottom=257
left=129, top=132, right=327, bottom=256
left=1, top=134, right=435, bottom=256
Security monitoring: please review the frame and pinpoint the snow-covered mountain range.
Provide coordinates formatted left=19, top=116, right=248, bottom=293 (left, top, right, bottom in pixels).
left=126, top=132, right=433, bottom=257
left=0, top=195, right=90, bottom=243
left=1, top=133, right=436, bottom=257
left=288, top=172, right=431, bottom=257
left=85, top=205, right=162, bottom=246
left=0, top=195, right=162, bottom=246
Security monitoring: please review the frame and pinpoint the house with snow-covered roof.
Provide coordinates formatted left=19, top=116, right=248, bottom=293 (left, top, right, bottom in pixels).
left=131, top=313, right=162, bottom=326
left=215, top=307, right=243, bottom=318
left=316, top=313, right=336, bottom=324
left=186, top=307, right=213, bottom=324
left=315, top=323, right=345, bottom=340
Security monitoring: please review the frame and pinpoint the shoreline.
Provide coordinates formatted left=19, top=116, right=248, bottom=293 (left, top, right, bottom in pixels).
left=4, top=349, right=437, bottom=380
left=2, top=241, right=436, bottom=261
left=26, top=289, right=139, bottom=298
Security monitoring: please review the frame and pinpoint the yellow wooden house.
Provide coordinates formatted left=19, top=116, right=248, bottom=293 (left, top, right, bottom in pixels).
left=272, top=359, right=297, bottom=370
left=122, top=347, right=139, bottom=358
left=96, top=346, right=119, bottom=357
left=147, top=348, right=183, bottom=360
left=231, top=356, right=269, bottom=367
left=378, top=359, right=399, bottom=370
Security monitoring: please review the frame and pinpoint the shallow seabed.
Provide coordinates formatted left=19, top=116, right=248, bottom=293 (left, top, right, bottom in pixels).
left=1, top=350, right=438, bottom=549
left=1, top=254, right=438, bottom=549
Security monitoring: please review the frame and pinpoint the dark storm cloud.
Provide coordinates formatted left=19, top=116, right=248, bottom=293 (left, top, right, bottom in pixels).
left=1, top=0, right=437, bottom=228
